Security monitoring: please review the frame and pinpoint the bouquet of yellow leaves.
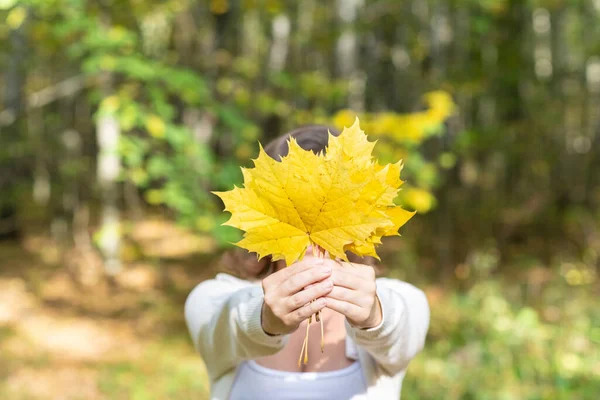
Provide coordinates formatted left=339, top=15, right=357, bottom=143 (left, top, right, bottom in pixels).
left=214, top=118, right=414, bottom=363
left=214, top=118, right=414, bottom=264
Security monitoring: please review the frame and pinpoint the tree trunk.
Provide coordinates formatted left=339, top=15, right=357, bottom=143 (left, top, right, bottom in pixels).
left=96, top=83, right=121, bottom=275
left=0, top=13, right=28, bottom=239
left=336, top=0, right=364, bottom=111
left=95, top=12, right=122, bottom=275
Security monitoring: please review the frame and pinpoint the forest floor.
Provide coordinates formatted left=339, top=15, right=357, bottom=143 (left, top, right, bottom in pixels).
left=1, top=217, right=598, bottom=399
left=0, top=218, right=216, bottom=400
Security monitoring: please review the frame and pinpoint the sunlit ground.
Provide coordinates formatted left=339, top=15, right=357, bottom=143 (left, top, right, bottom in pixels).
left=0, top=218, right=211, bottom=400
left=0, top=218, right=598, bottom=399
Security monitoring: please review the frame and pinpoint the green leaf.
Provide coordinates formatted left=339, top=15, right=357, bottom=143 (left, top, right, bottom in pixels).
left=147, top=156, right=173, bottom=178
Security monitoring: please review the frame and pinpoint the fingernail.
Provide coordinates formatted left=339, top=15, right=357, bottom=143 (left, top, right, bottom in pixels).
left=317, top=298, right=326, bottom=307
left=315, top=257, right=324, bottom=265
left=323, top=279, right=333, bottom=288
left=321, top=266, right=331, bottom=274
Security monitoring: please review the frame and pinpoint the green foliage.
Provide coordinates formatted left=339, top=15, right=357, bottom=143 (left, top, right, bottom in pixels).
left=403, top=279, right=600, bottom=399
left=29, top=2, right=247, bottom=243
left=98, top=341, right=209, bottom=400
left=14, top=0, right=454, bottom=248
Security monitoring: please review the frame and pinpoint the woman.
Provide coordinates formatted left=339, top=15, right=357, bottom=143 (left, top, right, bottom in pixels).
left=185, top=125, right=430, bottom=400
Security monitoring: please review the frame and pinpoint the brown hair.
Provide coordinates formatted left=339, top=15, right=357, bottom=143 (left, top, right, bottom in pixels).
left=263, top=124, right=340, bottom=161
left=221, top=124, right=378, bottom=280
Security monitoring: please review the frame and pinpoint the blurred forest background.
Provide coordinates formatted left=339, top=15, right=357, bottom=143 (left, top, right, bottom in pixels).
left=1, top=0, right=599, bottom=399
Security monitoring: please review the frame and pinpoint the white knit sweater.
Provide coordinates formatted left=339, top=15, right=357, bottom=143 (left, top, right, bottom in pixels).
left=185, top=273, right=430, bottom=400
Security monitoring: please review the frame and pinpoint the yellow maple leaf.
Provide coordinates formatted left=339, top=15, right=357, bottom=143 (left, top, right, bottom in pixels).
left=214, top=118, right=415, bottom=265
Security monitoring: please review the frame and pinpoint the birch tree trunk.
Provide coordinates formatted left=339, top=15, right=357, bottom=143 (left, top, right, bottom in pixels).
left=268, top=13, right=291, bottom=73
left=95, top=13, right=121, bottom=275
left=96, top=88, right=121, bottom=275
left=336, top=0, right=365, bottom=111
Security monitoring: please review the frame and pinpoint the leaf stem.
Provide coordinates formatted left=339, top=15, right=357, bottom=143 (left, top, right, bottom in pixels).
left=316, top=245, right=325, bottom=353
left=319, top=311, right=324, bottom=353
left=298, top=332, right=307, bottom=367
left=298, top=243, right=326, bottom=366
left=304, top=316, right=311, bottom=364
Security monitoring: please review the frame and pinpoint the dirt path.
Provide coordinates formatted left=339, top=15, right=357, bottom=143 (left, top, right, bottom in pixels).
left=0, top=218, right=216, bottom=399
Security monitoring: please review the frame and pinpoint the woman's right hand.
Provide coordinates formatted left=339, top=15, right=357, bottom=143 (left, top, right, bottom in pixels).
left=261, top=258, right=334, bottom=335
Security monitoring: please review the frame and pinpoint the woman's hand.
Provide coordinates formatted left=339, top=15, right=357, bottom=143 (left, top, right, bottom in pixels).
left=261, top=258, right=334, bottom=336
left=326, top=262, right=382, bottom=329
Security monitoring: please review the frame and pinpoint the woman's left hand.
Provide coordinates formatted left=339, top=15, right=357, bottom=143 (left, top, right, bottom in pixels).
left=325, top=262, right=382, bottom=329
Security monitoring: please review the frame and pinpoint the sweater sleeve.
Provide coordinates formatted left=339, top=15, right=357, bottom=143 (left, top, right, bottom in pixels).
left=346, top=278, right=430, bottom=376
left=184, top=277, right=288, bottom=381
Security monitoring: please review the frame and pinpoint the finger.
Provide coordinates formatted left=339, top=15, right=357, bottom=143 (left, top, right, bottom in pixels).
left=280, top=259, right=336, bottom=296
left=303, top=272, right=332, bottom=290
left=287, top=278, right=333, bottom=312
left=333, top=261, right=374, bottom=280
left=288, top=297, right=327, bottom=325
left=324, top=297, right=364, bottom=321
left=330, top=268, right=364, bottom=290
left=326, top=286, right=370, bottom=308
left=348, top=264, right=376, bottom=281
left=267, top=256, right=324, bottom=287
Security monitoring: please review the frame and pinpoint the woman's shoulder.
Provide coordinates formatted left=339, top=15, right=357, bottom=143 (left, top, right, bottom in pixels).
left=214, top=272, right=258, bottom=287
left=375, top=276, right=419, bottom=288
left=375, top=277, right=428, bottom=303
left=184, top=273, right=260, bottom=324
left=188, top=273, right=257, bottom=298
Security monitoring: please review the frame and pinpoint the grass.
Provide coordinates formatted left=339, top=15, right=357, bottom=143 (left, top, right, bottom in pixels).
left=97, top=338, right=209, bottom=400
left=402, top=279, right=600, bottom=400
